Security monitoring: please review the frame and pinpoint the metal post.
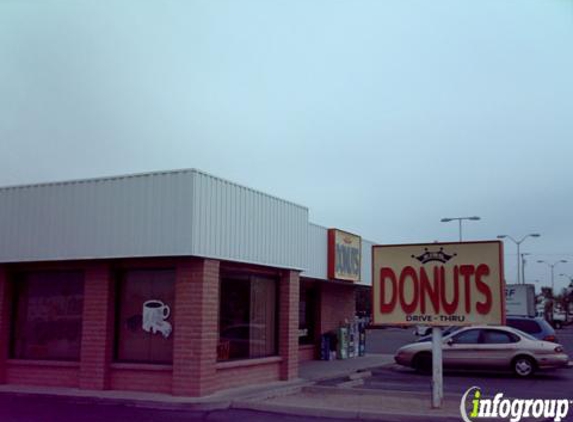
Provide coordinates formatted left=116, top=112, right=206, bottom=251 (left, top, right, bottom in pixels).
left=431, top=327, right=443, bottom=408
left=550, top=265, right=556, bottom=323
left=551, top=265, right=555, bottom=295
left=521, top=254, right=526, bottom=285
left=516, top=242, right=521, bottom=285
left=458, top=219, right=462, bottom=242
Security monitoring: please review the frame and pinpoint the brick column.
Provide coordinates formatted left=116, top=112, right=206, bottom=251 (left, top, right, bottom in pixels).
left=79, top=263, right=114, bottom=390
left=279, top=270, right=300, bottom=380
left=0, top=266, right=9, bottom=384
left=172, top=258, right=219, bottom=396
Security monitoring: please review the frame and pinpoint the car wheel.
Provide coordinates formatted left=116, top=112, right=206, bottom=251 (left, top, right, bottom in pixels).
left=512, top=356, right=536, bottom=378
left=413, top=352, right=432, bottom=374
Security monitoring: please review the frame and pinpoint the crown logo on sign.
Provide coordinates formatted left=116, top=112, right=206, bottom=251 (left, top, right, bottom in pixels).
left=411, top=247, right=456, bottom=264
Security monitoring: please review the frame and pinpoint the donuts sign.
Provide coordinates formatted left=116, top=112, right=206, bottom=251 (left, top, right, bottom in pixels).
left=372, top=241, right=505, bottom=326
left=328, top=229, right=362, bottom=282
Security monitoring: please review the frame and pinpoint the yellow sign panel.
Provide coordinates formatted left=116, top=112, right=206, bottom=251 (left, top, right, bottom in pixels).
left=328, top=229, right=361, bottom=282
left=372, top=241, right=505, bottom=326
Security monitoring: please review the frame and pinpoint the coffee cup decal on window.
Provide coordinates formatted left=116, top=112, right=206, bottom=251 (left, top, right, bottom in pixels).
left=142, top=300, right=172, bottom=338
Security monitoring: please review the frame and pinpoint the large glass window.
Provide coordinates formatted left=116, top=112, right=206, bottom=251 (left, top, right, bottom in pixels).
left=11, top=271, right=84, bottom=361
left=218, top=275, right=277, bottom=361
left=299, top=283, right=317, bottom=345
left=115, top=269, right=175, bottom=364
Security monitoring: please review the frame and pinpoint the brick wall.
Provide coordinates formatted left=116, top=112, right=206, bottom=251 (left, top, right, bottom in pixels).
left=320, top=283, right=356, bottom=334
left=215, top=359, right=281, bottom=390
left=278, top=270, right=300, bottom=380
left=79, top=263, right=114, bottom=390
left=298, top=345, right=316, bottom=362
left=6, top=363, right=79, bottom=387
left=172, top=258, right=220, bottom=396
left=0, top=258, right=303, bottom=396
left=110, top=367, right=172, bottom=394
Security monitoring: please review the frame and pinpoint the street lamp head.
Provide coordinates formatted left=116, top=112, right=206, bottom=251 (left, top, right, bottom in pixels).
left=440, top=218, right=452, bottom=222
left=560, top=260, right=568, bottom=263
left=469, top=216, right=481, bottom=221
left=537, top=260, right=545, bottom=264
left=497, top=235, right=507, bottom=239
left=530, top=233, right=541, bottom=238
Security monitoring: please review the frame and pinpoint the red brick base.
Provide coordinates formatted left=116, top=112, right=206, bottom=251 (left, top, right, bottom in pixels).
left=79, top=263, right=114, bottom=390
left=110, top=365, right=172, bottom=394
left=279, top=270, right=300, bottom=380
left=320, top=282, right=357, bottom=334
left=0, top=259, right=303, bottom=396
left=172, top=258, right=219, bottom=396
left=298, top=345, right=316, bottom=362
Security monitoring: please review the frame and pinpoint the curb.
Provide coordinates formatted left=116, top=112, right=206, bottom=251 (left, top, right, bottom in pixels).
left=233, top=400, right=461, bottom=422
left=302, top=385, right=462, bottom=401
left=0, top=389, right=232, bottom=412
left=0, top=380, right=310, bottom=412
left=306, top=360, right=395, bottom=383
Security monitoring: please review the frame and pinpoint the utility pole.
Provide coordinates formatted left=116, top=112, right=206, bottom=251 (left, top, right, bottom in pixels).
left=497, top=234, right=541, bottom=284
left=521, top=253, right=531, bottom=285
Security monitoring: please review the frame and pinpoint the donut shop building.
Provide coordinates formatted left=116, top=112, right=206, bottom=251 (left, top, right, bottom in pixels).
left=0, top=169, right=374, bottom=397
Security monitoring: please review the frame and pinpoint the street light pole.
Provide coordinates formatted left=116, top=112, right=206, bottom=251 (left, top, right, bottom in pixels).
left=497, top=233, right=541, bottom=285
left=517, top=242, right=521, bottom=285
left=538, top=260, right=568, bottom=295
left=521, top=253, right=531, bottom=285
left=440, top=216, right=481, bottom=242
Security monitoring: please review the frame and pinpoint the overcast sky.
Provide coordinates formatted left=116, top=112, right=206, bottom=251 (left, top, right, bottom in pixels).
left=1, top=1, right=572, bottom=291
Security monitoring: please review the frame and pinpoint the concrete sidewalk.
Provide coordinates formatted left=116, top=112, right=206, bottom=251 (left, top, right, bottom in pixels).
left=231, top=355, right=467, bottom=421
left=0, top=354, right=438, bottom=420
left=0, top=379, right=306, bottom=411
left=0, top=354, right=394, bottom=410
left=300, top=353, right=395, bottom=381
left=234, top=386, right=463, bottom=422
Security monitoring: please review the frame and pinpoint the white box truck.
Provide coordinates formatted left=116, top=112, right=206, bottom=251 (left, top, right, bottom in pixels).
left=505, top=284, right=536, bottom=317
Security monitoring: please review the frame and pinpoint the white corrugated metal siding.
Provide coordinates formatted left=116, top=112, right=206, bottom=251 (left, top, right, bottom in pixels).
left=190, top=171, right=308, bottom=270
left=359, top=239, right=375, bottom=286
left=0, top=169, right=308, bottom=270
left=0, top=171, right=195, bottom=262
left=301, top=223, right=328, bottom=280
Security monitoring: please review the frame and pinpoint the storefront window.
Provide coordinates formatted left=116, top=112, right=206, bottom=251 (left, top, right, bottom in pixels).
left=115, top=269, right=175, bottom=364
left=218, top=275, right=277, bottom=361
left=299, top=283, right=317, bottom=345
left=11, top=271, right=84, bottom=361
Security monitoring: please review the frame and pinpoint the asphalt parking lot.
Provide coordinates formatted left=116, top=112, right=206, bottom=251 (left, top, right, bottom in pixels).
left=361, top=362, right=573, bottom=400
left=365, top=324, right=573, bottom=356
left=362, top=324, right=573, bottom=416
